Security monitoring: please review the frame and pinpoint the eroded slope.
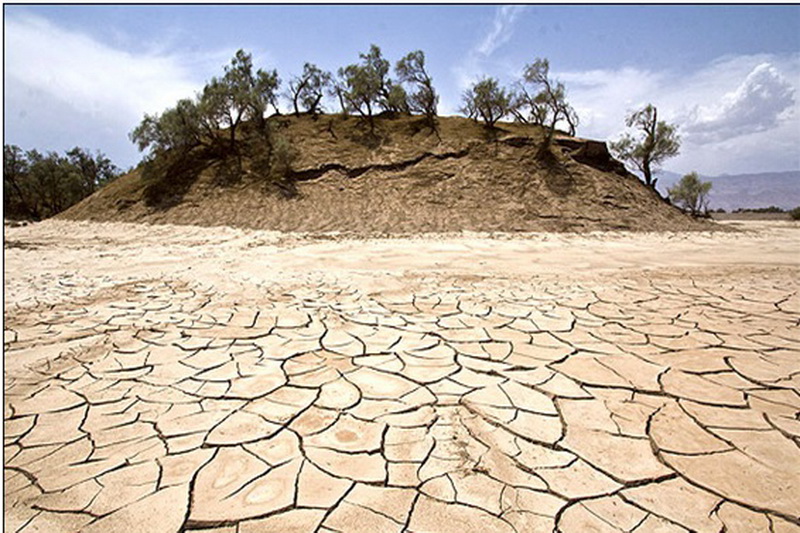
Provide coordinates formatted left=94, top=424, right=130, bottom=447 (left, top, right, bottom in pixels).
left=61, top=115, right=710, bottom=233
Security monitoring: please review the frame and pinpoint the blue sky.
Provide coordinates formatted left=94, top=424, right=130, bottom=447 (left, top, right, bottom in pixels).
left=4, top=5, right=799, bottom=176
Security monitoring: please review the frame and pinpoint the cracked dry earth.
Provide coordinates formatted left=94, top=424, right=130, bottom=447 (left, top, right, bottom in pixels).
left=4, top=221, right=800, bottom=533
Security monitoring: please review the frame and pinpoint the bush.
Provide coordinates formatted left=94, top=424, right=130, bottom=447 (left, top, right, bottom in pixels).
left=269, top=134, right=297, bottom=182
left=244, top=125, right=298, bottom=197
left=790, top=207, right=800, bottom=220
left=750, top=206, right=784, bottom=213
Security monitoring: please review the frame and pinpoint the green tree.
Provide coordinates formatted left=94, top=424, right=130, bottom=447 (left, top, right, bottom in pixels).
left=358, top=44, right=408, bottom=114
left=338, top=62, right=380, bottom=124
left=338, top=45, right=409, bottom=129
left=383, top=83, right=410, bottom=115
left=509, top=87, right=548, bottom=127
left=512, top=58, right=578, bottom=151
left=460, top=78, right=509, bottom=128
left=287, top=63, right=331, bottom=115
left=131, top=49, right=281, bottom=158
left=3, top=145, right=119, bottom=220
left=3, top=144, right=38, bottom=219
left=130, top=98, right=204, bottom=158
left=610, top=104, right=680, bottom=189
left=201, top=49, right=280, bottom=149
left=396, top=50, right=439, bottom=129
left=26, top=150, right=68, bottom=215
left=668, top=171, right=712, bottom=216
left=130, top=49, right=298, bottom=191
left=328, top=73, right=351, bottom=115
left=66, top=147, right=118, bottom=194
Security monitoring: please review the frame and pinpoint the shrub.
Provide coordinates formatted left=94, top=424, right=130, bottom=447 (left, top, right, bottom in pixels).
left=460, top=78, right=509, bottom=128
left=668, top=171, right=712, bottom=216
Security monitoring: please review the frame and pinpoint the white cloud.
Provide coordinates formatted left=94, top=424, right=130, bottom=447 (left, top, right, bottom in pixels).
left=450, top=6, right=527, bottom=98
left=557, top=53, right=800, bottom=175
left=681, top=63, right=795, bottom=144
left=4, top=13, right=252, bottom=167
left=475, top=6, right=526, bottom=57
left=559, top=67, right=665, bottom=139
left=5, top=14, right=207, bottom=121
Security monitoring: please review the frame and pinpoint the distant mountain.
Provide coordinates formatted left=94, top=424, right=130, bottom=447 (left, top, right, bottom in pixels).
left=654, top=170, right=800, bottom=211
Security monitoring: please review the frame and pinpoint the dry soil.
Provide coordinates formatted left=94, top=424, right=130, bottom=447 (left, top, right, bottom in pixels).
left=4, top=220, right=800, bottom=532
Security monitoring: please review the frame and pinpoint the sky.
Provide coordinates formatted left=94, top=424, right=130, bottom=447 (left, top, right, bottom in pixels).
left=4, top=4, right=800, bottom=177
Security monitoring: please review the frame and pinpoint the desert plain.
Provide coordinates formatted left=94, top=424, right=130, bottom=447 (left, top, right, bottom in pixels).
left=3, top=219, right=800, bottom=532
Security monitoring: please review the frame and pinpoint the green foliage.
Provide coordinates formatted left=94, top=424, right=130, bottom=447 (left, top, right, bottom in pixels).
left=267, top=132, right=298, bottom=196
left=384, top=83, right=410, bottom=115
left=668, top=171, right=712, bottom=216
left=509, top=89, right=548, bottom=127
left=130, top=49, right=293, bottom=194
left=288, top=63, right=332, bottom=115
left=790, top=207, right=800, bottom=220
left=337, top=44, right=410, bottom=125
left=511, top=58, right=579, bottom=146
left=131, top=49, right=280, bottom=158
left=328, top=75, right=350, bottom=116
left=130, top=98, right=203, bottom=157
left=736, top=206, right=784, bottom=213
left=460, top=78, right=510, bottom=128
left=3, top=144, right=119, bottom=219
left=609, top=104, right=680, bottom=188
left=396, top=50, right=439, bottom=129
left=202, top=49, right=281, bottom=148
left=337, top=45, right=386, bottom=119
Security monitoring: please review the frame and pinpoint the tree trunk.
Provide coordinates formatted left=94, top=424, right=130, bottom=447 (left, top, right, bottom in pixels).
left=537, top=114, right=558, bottom=159
left=643, top=107, right=657, bottom=187
left=336, top=88, right=347, bottom=114
left=643, top=160, right=653, bottom=187
left=7, top=176, right=39, bottom=220
left=310, top=94, right=323, bottom=115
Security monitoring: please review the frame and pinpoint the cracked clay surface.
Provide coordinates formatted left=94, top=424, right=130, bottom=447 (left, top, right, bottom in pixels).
left=4, top=220, right=800, bottom=532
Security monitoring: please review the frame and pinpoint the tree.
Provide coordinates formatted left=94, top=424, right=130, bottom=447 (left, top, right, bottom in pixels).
left=668, top=171, right=711, bottom=216
left=460, top=78, right=509, bottom=128
left=609, top=104, right=680, bottom=189
left=513, top=58, right=579, bottom=154
left=396, top=50, right=439, bottom=129
left=202, top=49, right=280, bottom=149
left=3, top=145, right=119, bottom=220
left=328, top=73, right=351, bottom=115
left=287, top=63, right=331, bottom=116
left=338, top=45, right=409, bottom=128
left=4, top=144, right=39, bottom=219
left=131, top=50, right=281, bottom=157
left=358, top=44, right=408, bottom=114
left=383, top=83, right=410, bottom=114
left=509, top=86, right=548, bottom=127
left=66, top=147, right=118, bottom=195
left=338, top=62, right=380, bottom=124
left=130, top=98, right=204, bottom=158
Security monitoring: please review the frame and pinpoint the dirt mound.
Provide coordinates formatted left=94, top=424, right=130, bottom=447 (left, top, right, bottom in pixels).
left=60, top=115, right=711, bottom=233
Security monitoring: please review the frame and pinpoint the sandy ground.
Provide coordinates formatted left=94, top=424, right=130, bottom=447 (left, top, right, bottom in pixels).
left=4, top=219, right=800, bottom=532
